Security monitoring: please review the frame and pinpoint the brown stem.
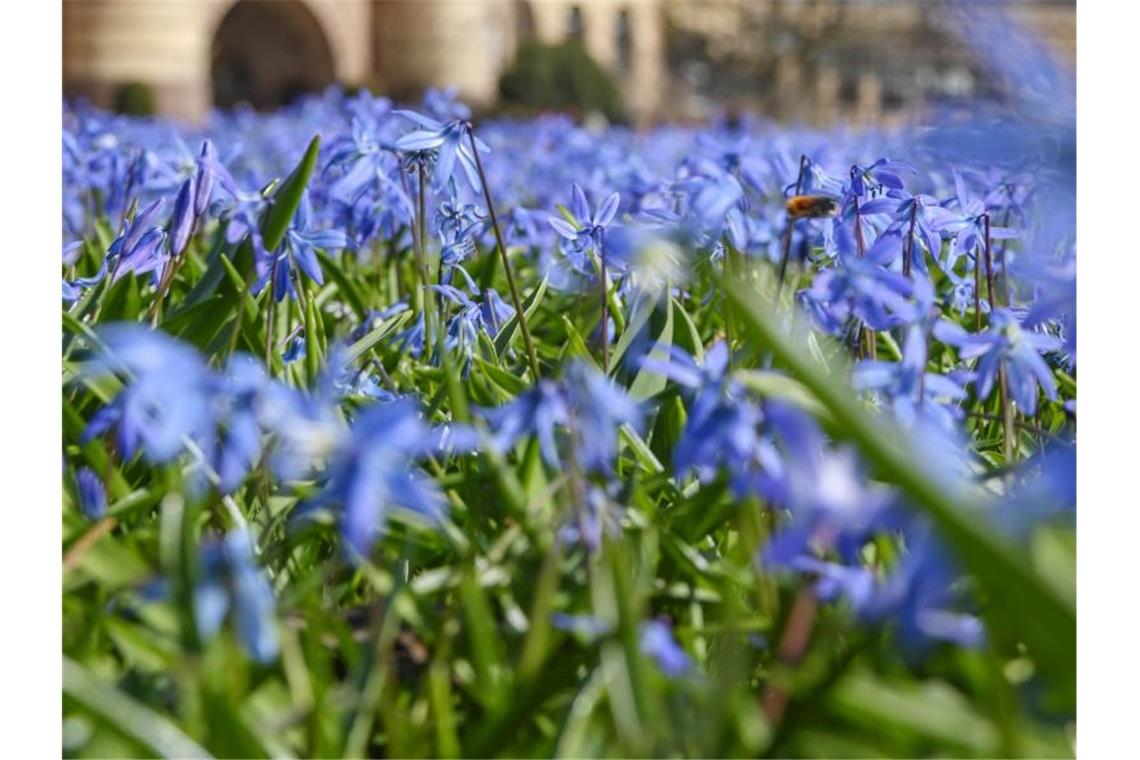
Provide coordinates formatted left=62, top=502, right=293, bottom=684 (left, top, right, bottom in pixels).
left=63, top=516, right=119, bottom=573
left=973, top=248, right=982, bottom=333
left=903, top=201, right=917, bottom=278
left=467, top=128, right=541, bottom=380
left=264, top=257, right=281, bottom=370
left=982, top=214, right=997, bottom=312
left=776, top=155, right=808, bottom=295
left=761, top=588, right=818, bottom=725
left=599, top=249, right=610, bottom=373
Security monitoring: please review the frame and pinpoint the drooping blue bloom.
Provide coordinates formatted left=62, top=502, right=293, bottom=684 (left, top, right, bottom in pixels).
left=478, top=380, right=570, bottom=468
left=281, top=335, right=307, bottom=364
left=82, top=325, right=216, bottom=464
left=255, top=191, right=346, bottom=301
left=393, top=110, right=489, bottom=191
left=194, top=139, right=222, bottom=217
left=549, top=182, right=621, bottom=257
left=642, top=341, right=780, bottom=498
left=192, top=529, right=280, bottom=662
left=927, top=171, right=1019, bottom=269
left=475, top=362, right=639, bottom=475
left=212, top=355, right=271, bottom=493
left=107, top=198, right=168, bottom=282
left=852, top=323, right=967, bottom=429
left=934, top=309, right=1062, bottom=411
left=563, top=362, right=642, bottom=475
left=302, top=400, right=446, bottom=557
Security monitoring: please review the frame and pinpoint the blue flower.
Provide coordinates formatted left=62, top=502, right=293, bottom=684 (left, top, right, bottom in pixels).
left=927, top=171, right=1019, bottom=269
left=674, top=159, right=744, bottom=233
left=934, top=309, right=1061, bottom=411
left=563, top=362, right=642, bottom=474
left=107, top=198, right=168, bottom=282
left=475, top=362, right=639, bottom=474
left=640, top=620, right=691, bottom=677
left=169, top=176, right=196, bottom=256
left=478, top=380, right=570, bottom=468
left=394, top=110, right=489, bottom=191
left=82, top=326, right=216, bottom=464
left=642, top=342, right=780, bottom=498
left=193, top=529, right=280, bottom=662
left=801, top=255, right=934, bottom=334
left=255, top=191, right=346, bottom=302
left=302, top=400, right=446, bottom=557
left=852, top=324, right=967, bottom=429
left=548, top=182, right=621, bottom=259
left=74, top=467, right=107, bottom=520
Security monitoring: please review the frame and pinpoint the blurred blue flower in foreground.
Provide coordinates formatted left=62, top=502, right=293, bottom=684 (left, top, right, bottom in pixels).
left=301, top=400, right=446, bottom=557
left=82, top=326, right=216, bottom=464
left=476, top=361, right=639, bottom=475
left=853, top=324, right=967, bottom=429
left=640, top=619, right=691, bottom=677
left=74, top=467, right=107, bottom=520
left=192, top=529, right=279, bottom=662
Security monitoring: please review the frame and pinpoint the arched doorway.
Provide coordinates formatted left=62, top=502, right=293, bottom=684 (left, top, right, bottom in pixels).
left=211, top=0, right=335, bottom=110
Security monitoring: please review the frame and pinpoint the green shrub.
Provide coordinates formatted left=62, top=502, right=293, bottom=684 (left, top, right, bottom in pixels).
left=114, top=81, right=156, bottom=117
left=499, top=42, right=624, bottom=122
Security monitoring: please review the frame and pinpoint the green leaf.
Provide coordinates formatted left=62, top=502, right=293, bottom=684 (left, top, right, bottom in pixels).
left=671, top=296, right=704, bottom=361
left=628, top=296, right=673, bottom=400
left=345, top=309, right=411, bottom=362
left=559, top=315, right=601, bottom=371
left=316, top=250, right=368, bottom=320
left=262, top=135, right=322, bottom=253
left=63, top=657, right=212, bottom=758
left=608, top=289, right=656, bottom=374
left=734, top=369, right=831, bottom=421
left=494, top=277, right=548, bottom=359
left=824, top=671, right=999, bottom=756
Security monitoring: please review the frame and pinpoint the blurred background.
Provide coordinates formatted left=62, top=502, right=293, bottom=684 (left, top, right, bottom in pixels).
left=62, top=0, right=1074, bottom=127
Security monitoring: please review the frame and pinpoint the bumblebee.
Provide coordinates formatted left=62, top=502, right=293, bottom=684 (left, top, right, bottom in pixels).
left=785, top=194, right=839, bottom=219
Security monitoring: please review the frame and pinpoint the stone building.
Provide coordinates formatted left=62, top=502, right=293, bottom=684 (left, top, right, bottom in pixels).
left=665, top=0, right=1075, bottom=127
left=62, top=0, right=666, bottom=121
left=63, top=0, right=1073, bottom=127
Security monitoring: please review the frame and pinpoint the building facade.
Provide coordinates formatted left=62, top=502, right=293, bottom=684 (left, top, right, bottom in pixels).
left=63, top=0, right=666, bottom=121
left=63, top=0, right=1073, bottom=127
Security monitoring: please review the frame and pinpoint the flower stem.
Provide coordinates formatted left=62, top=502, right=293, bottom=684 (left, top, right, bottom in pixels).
left=599, top=249, right=610, bottom=373
left=264, top=259, right=280, bottom=370
left=903, top=201, right=917, bottom=278
left=852, top=190, right=875, bottom=358
left=776, top=154, right=808, bottom=295
left=467, top=127, right=541, bottom=380
left=413, top=163, right=439, bottom=359
left=983, top=214, right=1015, bottom=462
left=973, top=249, right=982, bottom=333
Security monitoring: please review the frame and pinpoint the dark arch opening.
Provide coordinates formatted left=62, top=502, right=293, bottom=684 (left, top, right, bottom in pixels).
left=212, top=0, right=335, bottom=111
